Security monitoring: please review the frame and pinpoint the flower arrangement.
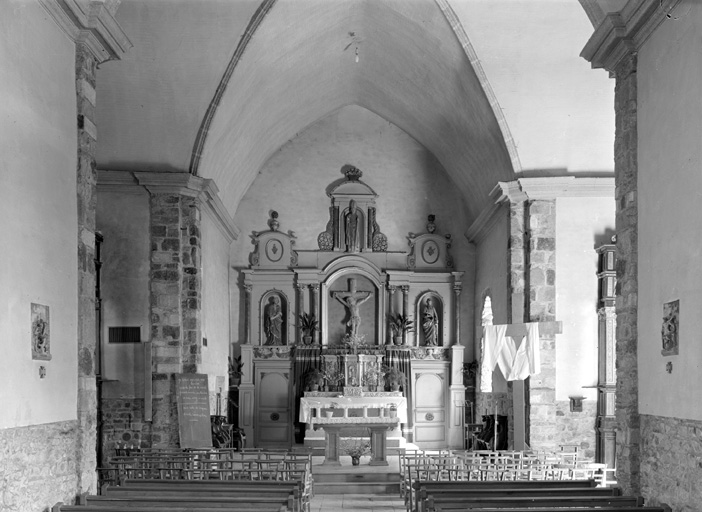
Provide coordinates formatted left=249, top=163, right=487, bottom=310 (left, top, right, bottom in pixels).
left=342, top=333, right=367, bottom=355
left=342, top=439, right=371, bottom=459
left=228, top=355, right=244, bottom=385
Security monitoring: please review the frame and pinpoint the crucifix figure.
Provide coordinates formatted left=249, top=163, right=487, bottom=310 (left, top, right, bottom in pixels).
left=332, top=278, right=372, bottom=337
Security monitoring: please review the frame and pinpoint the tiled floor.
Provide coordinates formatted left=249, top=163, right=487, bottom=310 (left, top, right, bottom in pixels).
left=309, top=493, right=405, bottom=511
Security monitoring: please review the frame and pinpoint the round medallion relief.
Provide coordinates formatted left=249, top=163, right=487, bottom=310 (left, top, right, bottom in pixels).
left=265, top=239, right=284, bottom=262
left=270, top=412, right=280, bottom=422
left=421, top=240, right=440, bottom=264
left=425, top=412, right=435, bottom=422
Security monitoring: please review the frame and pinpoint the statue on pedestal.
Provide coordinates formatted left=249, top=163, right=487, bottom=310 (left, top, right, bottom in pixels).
left=333, top=278, right=372, bottom=338
left=422, top=297, right=439, bottom=346
left=264, top=295, right=283, bottom=345
left=345, top=200, right=361, bottom=253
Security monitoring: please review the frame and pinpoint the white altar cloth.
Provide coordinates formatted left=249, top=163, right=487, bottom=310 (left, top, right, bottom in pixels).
left=299, top=396, right=408, bottom=424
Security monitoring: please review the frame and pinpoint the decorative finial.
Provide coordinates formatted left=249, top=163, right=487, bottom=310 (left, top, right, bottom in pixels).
left=344, top=166, right=363, bottom=181
left=426, top=214, right=436, bottom=234
left=268, top=210, right=280, bottom=231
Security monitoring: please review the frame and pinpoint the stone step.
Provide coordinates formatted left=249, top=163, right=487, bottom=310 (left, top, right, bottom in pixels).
left=313, top=471, right=401, bottom=483
left=313, top=481, right=401, bottom=495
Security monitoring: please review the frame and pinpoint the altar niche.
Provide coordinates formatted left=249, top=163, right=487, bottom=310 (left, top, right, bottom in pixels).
left=417, top=292, right=443, bottom=347
left=328, top=275, right=377, bottom=346
left=261, top=291, right=287, bottom=346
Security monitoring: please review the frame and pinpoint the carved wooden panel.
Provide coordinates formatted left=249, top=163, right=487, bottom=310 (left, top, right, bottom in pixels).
left=411, top=364, right=449, bottom=448
left=255, top=367, right=291, bottom=447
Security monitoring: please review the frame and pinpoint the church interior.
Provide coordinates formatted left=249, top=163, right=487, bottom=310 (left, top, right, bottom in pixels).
left=2, top=0, right=701, bottom=511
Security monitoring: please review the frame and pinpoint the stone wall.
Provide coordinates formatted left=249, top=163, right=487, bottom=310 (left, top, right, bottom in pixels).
left=99, top=398, right=152, bottom=466
left=0, top=421, right=79, bottom=512
left=613, top=53, right=640, bottom=495
left=554, top=400, right=597, bottom=460
left=640, top=414, right=702, bottom=512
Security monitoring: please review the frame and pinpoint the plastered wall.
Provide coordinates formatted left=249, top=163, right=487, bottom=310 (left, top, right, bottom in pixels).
left=200, top=210, right=232, bottom=411
left=96, top=189, right=151, bottom=399
left=229, top=105, right=475, bottom=349
left=473, top=207, right=510, bottom=393
left=637, top=3, right=702, bottom=421
left=555, top=197, right=614, bottom=401
left=0, top=1, right=79, bottom=429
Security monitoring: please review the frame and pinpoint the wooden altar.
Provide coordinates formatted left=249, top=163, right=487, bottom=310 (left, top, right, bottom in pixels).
left=237, top=167, right=466, bottom=450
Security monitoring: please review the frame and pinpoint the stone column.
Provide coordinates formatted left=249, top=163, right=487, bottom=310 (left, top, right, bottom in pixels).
left=295, top=283, right=305, bottom=344
left=525, top=199, right=557, bottom=451
left=453, top=283, right=462, bottom=345
left=180, top=196, right=202, bottom=374
left=310, top=284, right=320, bottom=344
left=387, top=285, right=396, bottom=344
left=75, top=43, right=99, bottom=494
left=244, top=285, right=252, bottom=344
left=401, top=286, right=409, bottom=344
left=613, top=53, right=640, bottom=495
left=149, top=193, right=185, bottom=448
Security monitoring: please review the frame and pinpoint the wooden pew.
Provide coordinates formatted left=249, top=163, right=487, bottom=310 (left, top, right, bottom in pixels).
left=411, top=479, right=600, bottom=512
left=418, top=486, right=622, bottom=510
left=82, top=494, right=295, bottom=509
left=425, top=495, right=643, bottom=511
left=432, top=507, right=669, bottom=512
left=53, top=505, right=287, bottom=512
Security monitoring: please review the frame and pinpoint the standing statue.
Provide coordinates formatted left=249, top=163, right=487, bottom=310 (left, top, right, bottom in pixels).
left=264, top=295, right=283, bottom=345
left=422, top=297, right=439, bottom=346
left=345, top=200, right=361, bottom=252
left=333, top=278, right=372, bottom=338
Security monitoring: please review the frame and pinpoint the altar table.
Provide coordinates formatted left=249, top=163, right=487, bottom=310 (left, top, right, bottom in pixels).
left=311, top=417, right=399, bottom=466
left=299, top=396, right=408, bottom=424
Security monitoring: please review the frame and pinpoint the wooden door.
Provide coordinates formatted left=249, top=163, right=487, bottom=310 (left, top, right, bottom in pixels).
left=411, top=361, right=449, bottom=448
left=254, top=361, right=292, bottom=447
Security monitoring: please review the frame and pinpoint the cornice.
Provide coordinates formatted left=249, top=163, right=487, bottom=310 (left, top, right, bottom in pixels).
left=465, top=177, right=615, bottom=244
left=38, top=0, right=132, bottom=63
left=581, top=0, right=682, bottom=73
left=97, top=170, right=240, bottom=242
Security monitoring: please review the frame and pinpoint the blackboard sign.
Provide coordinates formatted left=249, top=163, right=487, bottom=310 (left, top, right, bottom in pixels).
left=175, top=373, right=213, bottom=449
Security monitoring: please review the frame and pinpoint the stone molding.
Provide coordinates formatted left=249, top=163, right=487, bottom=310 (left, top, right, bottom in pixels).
left=97, top=170, right=240, bottom=242
left=38, top=0, right=132, bottom=63
left=466, top=177, right=614, bottom=243
left=581, top=0, right=682, bottom=73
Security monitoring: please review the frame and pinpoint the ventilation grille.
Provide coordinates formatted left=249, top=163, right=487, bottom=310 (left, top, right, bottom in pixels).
left=108, top=326, right=141, bottom=344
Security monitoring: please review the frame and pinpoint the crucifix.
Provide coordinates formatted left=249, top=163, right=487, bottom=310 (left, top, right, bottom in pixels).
left=332, top=278, right=372, bottom=338
left=483, top=293, right=562, bottom=451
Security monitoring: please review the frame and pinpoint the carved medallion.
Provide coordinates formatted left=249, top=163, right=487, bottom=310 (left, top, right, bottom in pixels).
left=421, top=240, right=440, bottom=264
left=265, top=239, right=284, bottom=262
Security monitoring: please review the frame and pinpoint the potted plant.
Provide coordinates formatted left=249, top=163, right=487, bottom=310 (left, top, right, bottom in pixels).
left=462, top=360, right=479, bottom=387
left=343, top=439, right=371, bottom=466
left=383, top=365, right=406, bottom=392
left=304, top=367, right=325, bottom=391
left=298, top=312, right=318, bottom=345
left=228, top=355, right=243, bottom=387
left=388, top=313, right=414, bottom=345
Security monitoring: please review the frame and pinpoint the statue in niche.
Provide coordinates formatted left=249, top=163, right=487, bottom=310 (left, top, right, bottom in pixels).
left=264, top=295, right=283, bottom=345
left=345, top=200, right=361, bottom=252
left=333, top=278, right=372, bottom=338
left=422, top=297, right=439, bottom=346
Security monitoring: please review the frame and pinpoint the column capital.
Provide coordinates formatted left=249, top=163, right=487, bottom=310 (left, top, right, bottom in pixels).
left=39, top=0, right=132, bottom=63
left=580, top=0, right=680, bottom=74
left=400, top=285, right=410, bottom=293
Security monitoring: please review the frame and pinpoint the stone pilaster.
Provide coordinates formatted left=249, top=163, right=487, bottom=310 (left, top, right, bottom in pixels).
left=181, top=196, right=202, bottom=374
left=150, top=193, right=184, bottom=448
left=613, top=53, right=640, bottom=495
left=526, top=199, right=557, bottom=451
left=75, top=42, right=98, bottom=495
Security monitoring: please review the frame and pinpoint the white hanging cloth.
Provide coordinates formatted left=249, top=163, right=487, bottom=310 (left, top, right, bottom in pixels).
left=480, top=323, right=541, bottom=392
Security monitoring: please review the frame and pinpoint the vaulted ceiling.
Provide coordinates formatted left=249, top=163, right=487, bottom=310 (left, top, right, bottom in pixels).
left=96, top=0, right=614, bottom=224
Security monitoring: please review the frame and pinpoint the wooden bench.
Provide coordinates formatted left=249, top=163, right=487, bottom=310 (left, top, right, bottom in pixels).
left=432, top=507, right=669, bottom=512
left=53, top=505, right=287, bottom=512
left=410, top=479, right=599, bottom=512
left=425, top=495, right=643, bottom=511
left=82, top=494, right=295, bottom=509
